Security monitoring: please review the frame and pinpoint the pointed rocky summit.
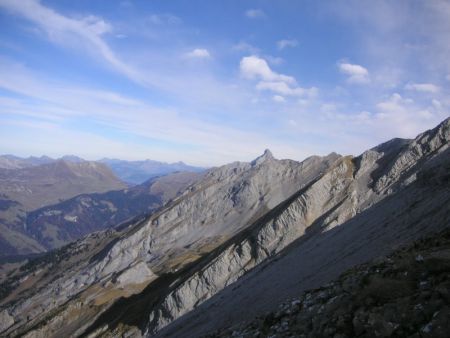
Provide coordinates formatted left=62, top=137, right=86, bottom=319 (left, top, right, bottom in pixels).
left=251, top=149, right=275, bottom=166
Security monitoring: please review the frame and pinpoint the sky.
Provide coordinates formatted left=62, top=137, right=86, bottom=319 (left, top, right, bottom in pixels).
left=0, top=0, right=449, bottom=166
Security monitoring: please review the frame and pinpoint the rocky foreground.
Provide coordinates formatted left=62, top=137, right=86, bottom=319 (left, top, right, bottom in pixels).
left=207, top=229, right=450, bottom=338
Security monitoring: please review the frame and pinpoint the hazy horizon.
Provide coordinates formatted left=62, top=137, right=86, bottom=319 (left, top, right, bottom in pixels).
left=0, top=0, right=449, bottom=166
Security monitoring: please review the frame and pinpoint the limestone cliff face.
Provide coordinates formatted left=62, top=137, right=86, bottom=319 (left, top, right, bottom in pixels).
left=0, top=118, right=449, bottom=338
left=91, top=150, right=339, bottom=279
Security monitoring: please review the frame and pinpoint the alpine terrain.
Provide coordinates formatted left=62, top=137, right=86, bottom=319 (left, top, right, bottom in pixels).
left=99, top=158, right=205, bottom=185
left=0, top=117, right=448, bottom=338
left=0, top=160, right=127, bottom=257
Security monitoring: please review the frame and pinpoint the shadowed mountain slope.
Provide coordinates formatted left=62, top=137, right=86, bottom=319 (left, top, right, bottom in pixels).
left=0, top=160, right=126, bottom=211
left=0, top=171, right=202, bottom=257
left=0, top=160, right=127, bottom=256
left=25, top=171, right=203, bottom=250
left=207, top=227, right=450, bottom=338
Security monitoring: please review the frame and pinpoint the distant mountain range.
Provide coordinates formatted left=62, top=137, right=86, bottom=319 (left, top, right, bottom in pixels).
left=0, top=155, right=84, bottom=170
left=0, top=153, right=205, bottom=257
left=0, top=155, right=205, bottom=185
left=0, top=154, right=204, bottom=257
left=98, top=158, right=205, bottom=184
left=0, top=160, right=126, bottom=210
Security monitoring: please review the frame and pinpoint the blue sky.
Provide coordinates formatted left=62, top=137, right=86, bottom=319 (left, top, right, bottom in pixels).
left=0, top=0, right=449, bottom=166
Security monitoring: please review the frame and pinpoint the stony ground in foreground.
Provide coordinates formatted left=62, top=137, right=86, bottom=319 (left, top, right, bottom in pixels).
left=207, top=228, right=450, bottom=338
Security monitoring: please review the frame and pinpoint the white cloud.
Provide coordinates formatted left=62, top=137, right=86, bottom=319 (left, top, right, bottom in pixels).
left=405, top=83, right=440, bottom=93
left=240, top=56, right=317, bottom=99
left=245, top=9, right=266, bottom=19
left=338, top=62, right=370, bottom=84
left=240, top=56, right=295, bottom=84
left=373, top=93, right=443, bottom=137
left=257, top=81, right=293, bottom=95
left=81, top=14, right=112, bottom=35
left=277, top=39, right=298, bottom=50
left=185, top=48, right=211, bottom=59
left=256, top=81, right=317, bottom=98
left=376, top=93, right=407, bottom=117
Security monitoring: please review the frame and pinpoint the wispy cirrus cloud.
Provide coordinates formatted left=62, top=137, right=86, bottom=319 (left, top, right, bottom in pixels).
left=0, top=0, right=252, bottom=115
left=0, top=0, right=144, bottom=84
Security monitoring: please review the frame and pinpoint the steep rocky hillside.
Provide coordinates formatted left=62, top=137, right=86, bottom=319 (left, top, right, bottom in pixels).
left=208, top=228, right=450, bottom=338
left=0, top=160, right=126, bottom=211
left=25, top=171, right=203, bottom=250
left=0, top=155, right=54, bottom=170
left=0, top=118, right=448, bottom=338
left=0, top=160, right=126, bottom=256
left=0, top=171, right=202, bottom=256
